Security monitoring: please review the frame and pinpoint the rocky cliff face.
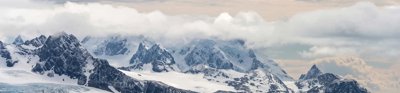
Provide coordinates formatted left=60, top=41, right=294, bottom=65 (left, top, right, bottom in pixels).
left=176, top=39, right=292, bottom=80
left=89, top=58, right=193, bottom=93
left=0, top=41, right=16, bottom=67
left=174, top=40, right=289, bottom=92
left=32, top=33, right=91, bottom=85
left=23, top=32, right=193, bottom=93
left=121, top=43, right=176, bottom=72
left=296, top=65, right=368, bottom=93
left=299, top=65, right=323, bottom=80
left=179, top=40, right=262, bottom=72
left=12, top=35, right=24, bottom=46
left=24, top=35, right=47, bottom=47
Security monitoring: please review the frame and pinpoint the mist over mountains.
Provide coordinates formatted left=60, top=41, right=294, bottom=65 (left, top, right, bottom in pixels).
left=0, top=32, right=369, bottom=93
left=0, top=0, right=399, bottom=92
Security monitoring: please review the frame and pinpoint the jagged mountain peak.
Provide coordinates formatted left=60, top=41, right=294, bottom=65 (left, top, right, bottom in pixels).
left=137, top=42, right=149, bottom=51
left=167, top=38, right=294, bottom=80
left=43, top=33, right=83, bottom=52
left=40, top=32, right=85, bottom=54
left=296, top=65, right=368, bottom=93
left=299, top=64, right=323, bottom=80
left=310, top=64, right=321, bottom=72
left=81, top=34, right=156, bottom=57
left=2, top=33, right=369, bottom=93
left=32, top=32, right=92, bottom=85
left=37, top=35, right=47, bottom=40
left=42, top=33, right=86, bottom=54
left=24, top=35, right=47, bottom=47
left=24, top=33, right=192, bottom=93
left=45, top=32, right=76, bottom=44
left=124, top=43, right=176, bottom=72
left=148, top=43, right=168, bottom=53
left=134, top=42, right=168, bottom=56
left=12, top=35, right=24, bottom=45
left=0, top=41, right=5, bottom=49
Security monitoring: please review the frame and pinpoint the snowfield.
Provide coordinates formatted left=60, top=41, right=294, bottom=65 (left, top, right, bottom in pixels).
left=0, top=69, right=109, bottom=93
left=0, top=83, right=109, bottom=93
left=120, top=70, right=236, bottom=93
left=283, top=81, right=299, bottom=93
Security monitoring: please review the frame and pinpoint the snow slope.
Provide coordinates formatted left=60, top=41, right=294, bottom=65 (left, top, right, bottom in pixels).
left=120, top=70, right=236, bottom=93
left=0, top=43, right=110, bottom=93
left=0, top=83, right=109, bottom=93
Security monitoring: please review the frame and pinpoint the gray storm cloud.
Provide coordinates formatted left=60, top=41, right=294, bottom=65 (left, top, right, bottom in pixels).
left=0, top=1, right=399, bottom=92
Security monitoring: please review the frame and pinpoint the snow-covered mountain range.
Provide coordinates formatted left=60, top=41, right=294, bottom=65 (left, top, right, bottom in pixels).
left=0, top=33, right=369, bottom=93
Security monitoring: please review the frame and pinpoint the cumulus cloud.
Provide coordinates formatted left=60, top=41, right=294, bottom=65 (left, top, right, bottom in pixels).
left=0, top=1, right=279, bottom=48
left=281, top=2, right=400, bottom=63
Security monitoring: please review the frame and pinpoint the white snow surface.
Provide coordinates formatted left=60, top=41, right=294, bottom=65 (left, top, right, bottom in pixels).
left=284, top=81, right=300, bottom=93
left=108, top=86, right=121, bottom=93
left=120, top=70, right=236, bottom=93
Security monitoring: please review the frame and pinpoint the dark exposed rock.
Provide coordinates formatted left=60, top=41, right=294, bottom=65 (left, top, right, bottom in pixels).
left=12, top=35, right=24, bottom=46
left=296, top=65, right=368, bottom=93
left=89, top=59, right=194, bottom=93
left=325, top=79, right=369, bottom=93
left=30, top=32, right=193, bottom=93
left=32, top=32, right=90, bottom=84
left=124, top=43, right=176, bottom=72
left=299, top=64, right=323, bottom=80
left=24, top=35, right=47, bottom=47
left=0, top=41, right=16, bottom=67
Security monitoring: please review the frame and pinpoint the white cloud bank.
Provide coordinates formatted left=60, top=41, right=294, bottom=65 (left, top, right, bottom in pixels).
left=0, top=1, right=399, bottom=92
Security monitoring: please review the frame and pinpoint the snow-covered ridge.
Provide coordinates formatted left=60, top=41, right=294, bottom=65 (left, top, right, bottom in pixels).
left=121, top=42, right=177, bottom=72
left=295, top=65, right=368, bottom=93
left=81, top=35, right=292, bottom=78
left=120, top=70, right=235, bottom=93
left=0, top=33, right=370, bottom=93
left=83, top=35, right=294, bottom=92
left=0, top=33, right=194, bottom=93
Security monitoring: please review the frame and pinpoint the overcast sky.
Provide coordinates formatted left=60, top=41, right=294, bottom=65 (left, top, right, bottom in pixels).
left=0, top=0, right=400, bottom=92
